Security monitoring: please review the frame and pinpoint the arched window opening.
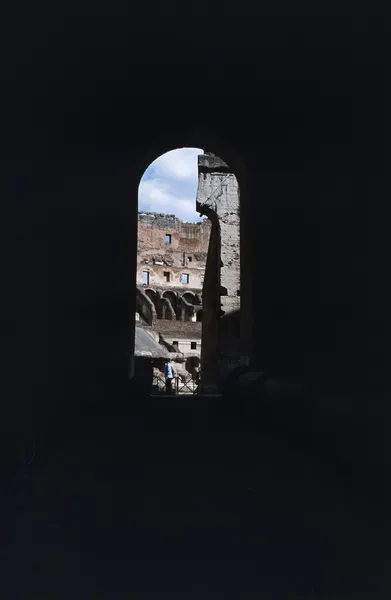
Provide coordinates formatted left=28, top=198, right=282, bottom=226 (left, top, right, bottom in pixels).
left=134, top=147, right=240, bottom=395
left=145, top=289, right=156, bottom=302
left=183, top=292, right=196, bottom=305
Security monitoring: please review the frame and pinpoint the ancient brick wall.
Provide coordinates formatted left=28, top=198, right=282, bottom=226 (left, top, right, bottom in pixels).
left=137, top=211, right=210, bottom=289
left=137, top=212, right=210, bottom=254
left=137, top=263, right=205, bottom=289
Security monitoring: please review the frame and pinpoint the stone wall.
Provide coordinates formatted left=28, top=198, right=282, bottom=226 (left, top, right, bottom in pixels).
left=197, top=155, right=240, bottom=310
left=151, top=319, right=202, bottom=339
left=137, top=211, right=210, bottom=289
left=196, top=154, right=241, bottom=392
left=137, top=320, right=201, bottom=355
left=150, top=320, right=202, bottom=356
left=137, top=263, right=205, bottom=289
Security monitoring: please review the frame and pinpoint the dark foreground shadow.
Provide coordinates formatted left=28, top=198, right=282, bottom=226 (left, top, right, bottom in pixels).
left=1, top=376, right=387, bottom=599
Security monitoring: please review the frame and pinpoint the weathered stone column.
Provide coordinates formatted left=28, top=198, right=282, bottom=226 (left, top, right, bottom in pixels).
left=196, top=153, right=240, bottom=392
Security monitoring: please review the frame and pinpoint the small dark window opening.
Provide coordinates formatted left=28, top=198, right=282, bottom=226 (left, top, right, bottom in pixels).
left=236, top=290, right=241, bottom=296
left=220, top=286, right=228, bottom=296
left=191, top=342, right=197, bottom=350
left=172, top=340, right=179, bottom=346
left=187, top=256, right=192, bottom=262
left=165, top=234, right=172, bottom=245
left=164, top=271, right=170, bottom=282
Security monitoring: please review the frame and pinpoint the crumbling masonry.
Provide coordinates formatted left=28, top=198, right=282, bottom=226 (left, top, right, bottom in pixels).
left=196, top=153, right=241, bottom=392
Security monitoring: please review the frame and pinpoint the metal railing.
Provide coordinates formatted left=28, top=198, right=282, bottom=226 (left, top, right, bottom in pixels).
left=151, top=374, right=200, bottom=395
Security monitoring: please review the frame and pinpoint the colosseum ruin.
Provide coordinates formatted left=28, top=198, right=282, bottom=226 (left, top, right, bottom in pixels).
left=134, top=152, right=240, bottom=393
left=135, top=211, right=211, bottom=386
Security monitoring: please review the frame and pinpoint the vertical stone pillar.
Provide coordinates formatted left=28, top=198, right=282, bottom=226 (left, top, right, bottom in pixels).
left=196, top=153, right=240, bottom=392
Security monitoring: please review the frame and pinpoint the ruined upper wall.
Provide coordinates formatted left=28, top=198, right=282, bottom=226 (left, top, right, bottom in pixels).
left=137, top=211, right=211, bottom=254
left=138, top=212, right=180, bottom=229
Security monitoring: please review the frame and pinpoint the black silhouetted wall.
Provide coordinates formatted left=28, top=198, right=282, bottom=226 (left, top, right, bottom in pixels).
left=1, top=10, right=389, bottom=598
left=2, top=6, right=388, bottom=515
left=2, top=13, right=388, bottom=429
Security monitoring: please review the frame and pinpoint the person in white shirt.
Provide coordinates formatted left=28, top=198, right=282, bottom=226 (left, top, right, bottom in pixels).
left=164, top=360, right=175, bottom=394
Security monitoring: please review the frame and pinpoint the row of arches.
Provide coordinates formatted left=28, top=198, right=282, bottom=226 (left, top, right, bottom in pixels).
left=138, top=286, right=203, bottom=323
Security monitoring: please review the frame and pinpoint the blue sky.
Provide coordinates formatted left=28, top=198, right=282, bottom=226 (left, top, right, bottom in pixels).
left=138, top=147, right=204, bottom=222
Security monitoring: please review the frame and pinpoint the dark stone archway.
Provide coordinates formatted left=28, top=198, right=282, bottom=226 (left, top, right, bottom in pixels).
left=3, top=15, right=388, bottom=597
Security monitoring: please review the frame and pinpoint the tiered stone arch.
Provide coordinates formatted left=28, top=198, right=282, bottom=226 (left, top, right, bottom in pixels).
left=181, top=292, right=197, bottom=322
left=182, top=291, right=196, bottom=304
left=145, top=288, right=164, bottom=319
left=145, top=288, right=156, bottom=303
left=137, top=286, right=206, bottom=323
left=162, top=290, right=177, bottom=320
left=136, top=286, right=156, bottom=325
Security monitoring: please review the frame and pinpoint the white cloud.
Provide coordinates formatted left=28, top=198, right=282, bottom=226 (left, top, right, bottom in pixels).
left=138, top=147, right=204, bottom=222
